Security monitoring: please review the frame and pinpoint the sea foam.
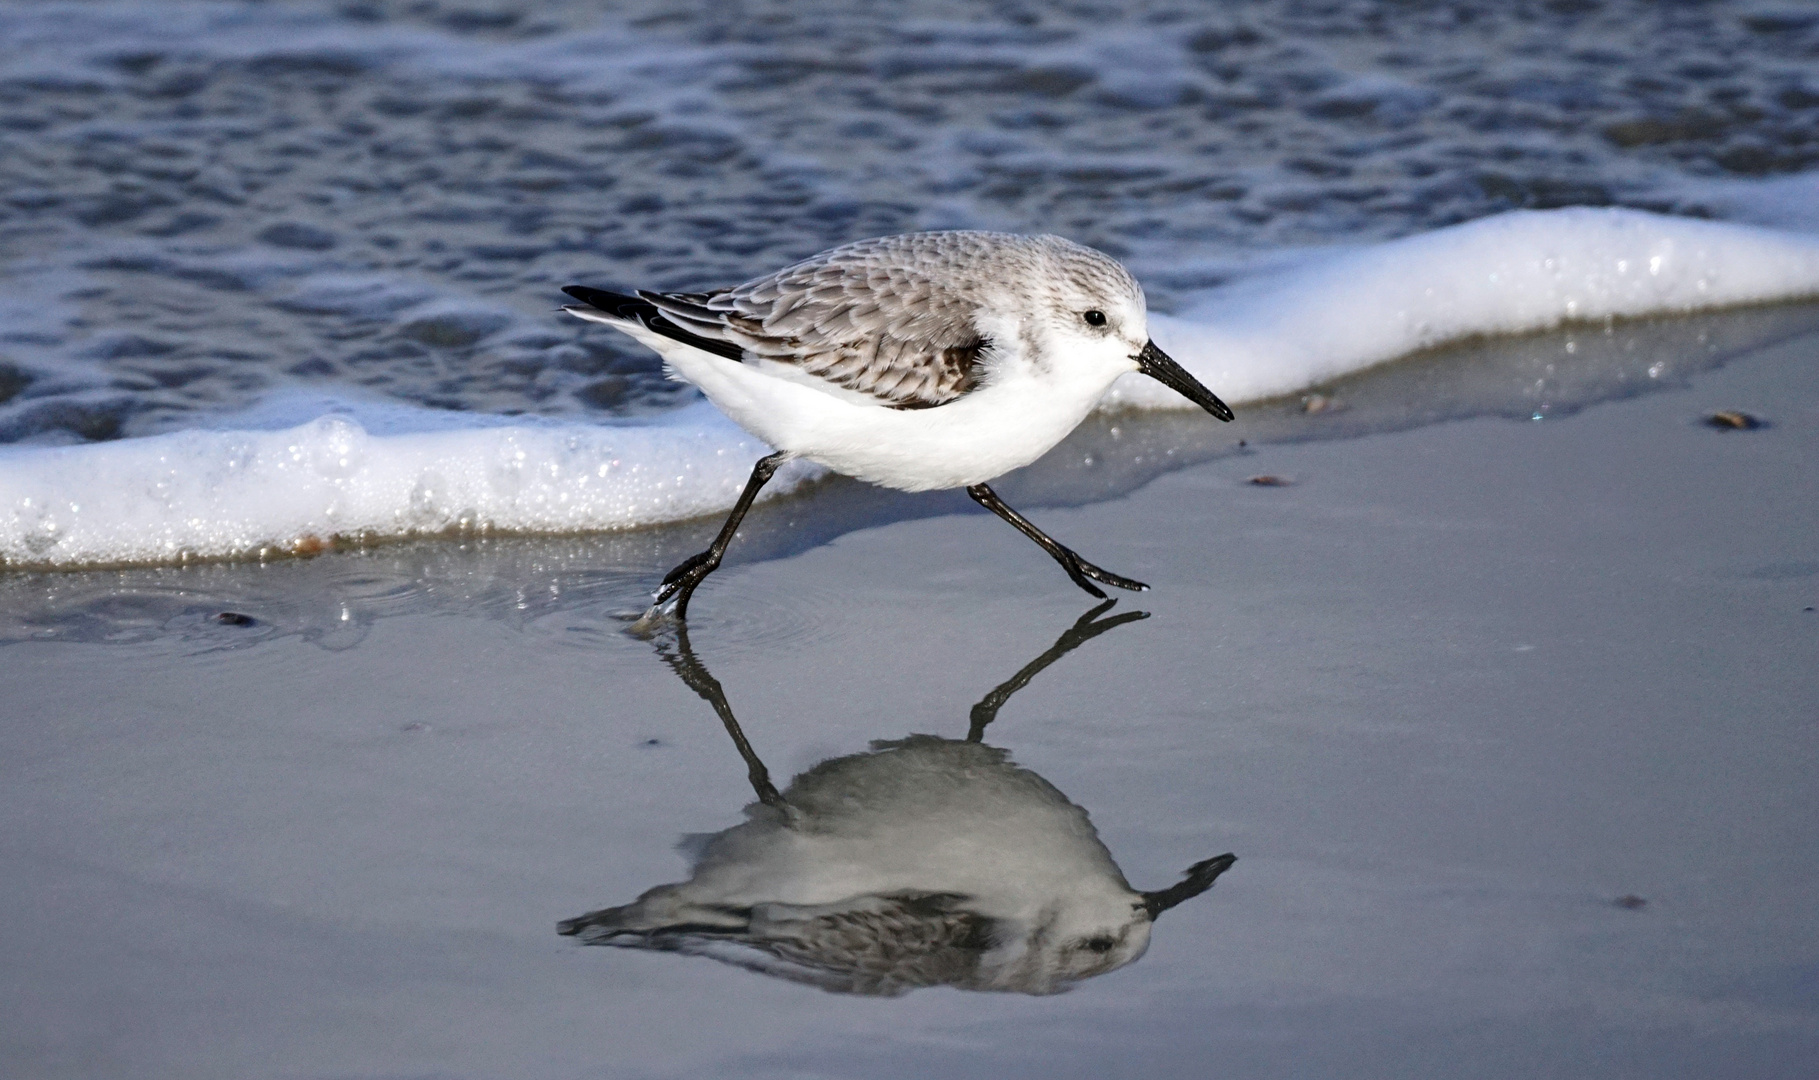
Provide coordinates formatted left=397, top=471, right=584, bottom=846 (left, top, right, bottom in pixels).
left=0, top=402, right=804, bottom=569
left=1115, top=207, right=1819, bottom=409
left=4, top=207, right=1819, bottom=568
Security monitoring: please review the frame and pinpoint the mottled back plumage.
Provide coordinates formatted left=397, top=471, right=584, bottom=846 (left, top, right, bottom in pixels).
left=635, top=231, right=1143, bottom=409
left=563, top=890, right=998, bottom=997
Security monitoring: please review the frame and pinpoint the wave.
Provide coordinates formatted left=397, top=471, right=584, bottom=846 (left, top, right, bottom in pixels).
left=4, top=207, right=1818, bottom=569
left=1120, top=206, right=1819, bottom=408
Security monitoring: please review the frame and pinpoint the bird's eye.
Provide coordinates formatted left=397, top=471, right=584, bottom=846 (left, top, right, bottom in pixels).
left=1083, top=936, right=1116, bottom=953
left=1082, top=309, right=1107, bottom=327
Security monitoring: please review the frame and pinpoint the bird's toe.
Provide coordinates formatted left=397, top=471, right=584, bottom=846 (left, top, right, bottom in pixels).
left=1074, top=558, right=1148, bottom=593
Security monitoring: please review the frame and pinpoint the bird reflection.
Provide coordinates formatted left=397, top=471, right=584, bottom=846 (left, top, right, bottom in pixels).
left=559, top=602, right=1236, bottom=996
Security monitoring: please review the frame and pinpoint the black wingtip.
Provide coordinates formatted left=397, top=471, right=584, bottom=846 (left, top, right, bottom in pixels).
left=562, top=284, right=647, bottom=316
left=562, top=285, right=748, bottom=362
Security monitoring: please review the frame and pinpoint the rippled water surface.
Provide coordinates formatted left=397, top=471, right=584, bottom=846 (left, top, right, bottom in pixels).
left=2, top=0, right=1816, bottom=439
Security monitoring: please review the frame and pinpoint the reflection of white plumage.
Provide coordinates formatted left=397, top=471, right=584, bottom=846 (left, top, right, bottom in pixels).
left=560, top=604, right=1235, bottom=996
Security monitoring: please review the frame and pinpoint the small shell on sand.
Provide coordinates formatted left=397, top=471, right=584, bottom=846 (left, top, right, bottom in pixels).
left=1705, top=410, right=1763, bottom=430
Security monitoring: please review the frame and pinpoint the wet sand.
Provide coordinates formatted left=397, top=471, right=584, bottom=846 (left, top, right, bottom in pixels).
left=3, top=312, right=1817, bottom=1078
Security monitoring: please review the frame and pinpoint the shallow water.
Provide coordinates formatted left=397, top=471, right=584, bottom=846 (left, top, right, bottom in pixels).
left=4, top=1, right=1819, bottom=568
left=2, top=0, right=1818, bottom=441
left=3, top=316, right=1816, bottom=1079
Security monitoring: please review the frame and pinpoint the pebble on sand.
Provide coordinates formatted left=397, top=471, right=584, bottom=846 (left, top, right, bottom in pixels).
left=1705, top=410, right=1764, bottom=430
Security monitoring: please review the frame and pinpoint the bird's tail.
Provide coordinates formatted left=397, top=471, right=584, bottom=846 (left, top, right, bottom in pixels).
left=560, top=285, right=650, bottom=328
left=558, top=890, right=752, bottom=944
left=560, top=284, right=747, bottom=361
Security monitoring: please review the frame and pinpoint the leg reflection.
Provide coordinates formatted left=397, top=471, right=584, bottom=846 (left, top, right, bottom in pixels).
left=652, top=623, right=785, bottom=808
left=653, top=597, right=1150, bottom=777
left=965, top=599, right=1149, bottom=743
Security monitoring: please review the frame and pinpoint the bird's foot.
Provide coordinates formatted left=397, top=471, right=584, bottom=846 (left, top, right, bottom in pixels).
left=633, top=589, right=692, bottom=631
left=625, top=603, right=677, bottom=638
left=1056, top=548, right=1149, bottom=597
left=647, top=550, right=720, bottom=621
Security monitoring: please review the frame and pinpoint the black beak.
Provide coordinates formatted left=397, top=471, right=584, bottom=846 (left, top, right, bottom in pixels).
left=1140, top=853, right=1237, bottom=919
left=1136, top=341, right=1234, bottom=422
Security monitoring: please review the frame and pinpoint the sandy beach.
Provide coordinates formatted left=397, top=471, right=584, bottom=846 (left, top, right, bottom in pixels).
left=3, top=306, right=1815, bottom=1078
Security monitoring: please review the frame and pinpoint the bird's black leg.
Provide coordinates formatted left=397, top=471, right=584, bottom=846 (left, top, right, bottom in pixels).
left=652, top=451, right=790, bottom=620
left=965, top=483, right=1149, bottom=599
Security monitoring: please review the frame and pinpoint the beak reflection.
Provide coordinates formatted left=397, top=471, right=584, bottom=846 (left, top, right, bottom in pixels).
left=560, top=602, right=1238, bottom=997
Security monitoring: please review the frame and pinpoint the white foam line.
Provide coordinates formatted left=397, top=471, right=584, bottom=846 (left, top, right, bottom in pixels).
left=0, top=402, right=812, bottom=568
left=4, top=207, right=1819, bottom=568
left=1112, top=206, right=1819, bottom=409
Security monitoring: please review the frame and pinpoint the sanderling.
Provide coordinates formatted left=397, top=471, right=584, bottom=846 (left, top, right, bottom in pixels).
left=563, top=231, right=1233, bottom=617
left=558, top=605, right=1238, bottom=996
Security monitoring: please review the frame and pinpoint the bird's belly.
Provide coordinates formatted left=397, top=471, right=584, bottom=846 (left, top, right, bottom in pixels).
left=663, top=348, right=1109, bottom=492
left=794, top=392, right=1098, bottom=492
left=803, top=423, right=1068, bottom=491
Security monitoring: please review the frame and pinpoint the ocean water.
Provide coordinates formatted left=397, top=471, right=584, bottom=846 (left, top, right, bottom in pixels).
left=1, top=0, right=1818, bottom=566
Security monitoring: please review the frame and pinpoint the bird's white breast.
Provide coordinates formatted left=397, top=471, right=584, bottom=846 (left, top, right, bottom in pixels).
left=655, top=337, right=1128, bottom=492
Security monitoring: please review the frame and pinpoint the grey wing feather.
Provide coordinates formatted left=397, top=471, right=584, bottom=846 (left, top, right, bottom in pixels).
left=638, top=237, right=993, bottom=409
left=660, top=939, right=906, bottom=995
left=742, top=892, right=997, bottom=994
left=573, top=890, right=998, bottom=995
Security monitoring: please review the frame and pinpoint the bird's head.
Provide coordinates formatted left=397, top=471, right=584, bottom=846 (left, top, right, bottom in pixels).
left=995, top=852, right=1237, bottom=992
left=974, top=890, right=1155, bottom=994
left=1022, top=236, right=1234, bottom=420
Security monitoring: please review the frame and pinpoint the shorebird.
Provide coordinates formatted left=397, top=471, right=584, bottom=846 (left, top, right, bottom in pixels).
left=562, top=231, right=1233, bottom=617
left=559, top=604, right=1238, bottom=995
